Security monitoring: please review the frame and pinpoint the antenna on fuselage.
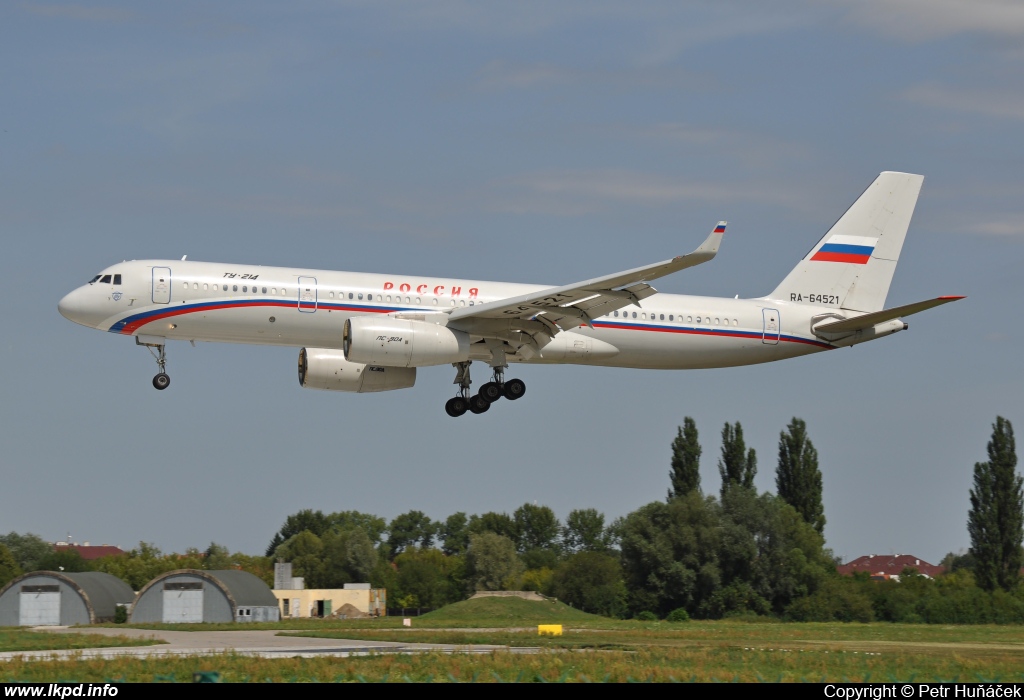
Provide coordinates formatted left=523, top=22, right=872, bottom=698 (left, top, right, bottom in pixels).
left=181, top=255, right=187, bottom=260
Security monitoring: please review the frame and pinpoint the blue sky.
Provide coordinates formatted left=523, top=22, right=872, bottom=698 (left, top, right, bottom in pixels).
left=2, top=1, right=1022, bottom=564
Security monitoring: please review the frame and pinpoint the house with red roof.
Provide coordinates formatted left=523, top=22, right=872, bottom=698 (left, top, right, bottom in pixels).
left=837, top=554, right=945, bottom=580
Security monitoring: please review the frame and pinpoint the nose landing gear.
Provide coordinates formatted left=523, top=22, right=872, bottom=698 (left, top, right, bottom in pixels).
left=137, top=337, right=171, bottom=391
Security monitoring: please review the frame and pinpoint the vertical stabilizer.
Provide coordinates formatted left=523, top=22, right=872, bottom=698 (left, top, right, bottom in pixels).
left=768, top=171, right=924, bottom=312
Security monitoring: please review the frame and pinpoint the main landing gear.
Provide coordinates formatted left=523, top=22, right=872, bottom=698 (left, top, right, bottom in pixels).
left=444, top=361, right=526, bottom=417
left=137, top=337, right=171, bottom=391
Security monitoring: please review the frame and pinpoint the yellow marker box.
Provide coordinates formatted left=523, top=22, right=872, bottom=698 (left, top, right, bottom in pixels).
left=538, top=624, right=563, bottom=636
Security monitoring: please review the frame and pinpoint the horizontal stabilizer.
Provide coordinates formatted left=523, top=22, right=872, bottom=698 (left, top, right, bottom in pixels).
left=814, top=296, right=965, bottom=334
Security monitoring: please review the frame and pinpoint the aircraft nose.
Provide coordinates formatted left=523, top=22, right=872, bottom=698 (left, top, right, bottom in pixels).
left=58, top=287, right=96, bottom=327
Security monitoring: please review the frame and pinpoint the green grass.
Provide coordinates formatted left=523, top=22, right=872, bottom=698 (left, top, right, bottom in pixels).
left=0, top=629, right=163, bottom=653
left=3, top=647, right=1024, bottom=682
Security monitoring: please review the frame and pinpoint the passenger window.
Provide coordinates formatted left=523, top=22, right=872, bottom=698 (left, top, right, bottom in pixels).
left=632, top=312, right=637, bottom=318
left=405, top=296, right=411, bottom=303
left=182, top=282, right=188, bottom=289
left=415, top=297, right=421, bottom=304
left=696, top=316, right=701, bottom=323
left=432, top=298, right=438, bottom=306
left=262, top=287, right=267, bottom=294
left=358, top=293, right=363, bottom=300
left=329, top=291, right=334, bottom=298
left=223, top=284, right=228, bottom=291
left=193, top=283, right=198, bottom=290
left=233, top=285, right=238, bottom=292
left=348, top=293, right=353, bottom=299
left=660, top=314, right=665, bottom=320
left=669, top=315, right=674, bottom=321
left=450, top=300, right=455, bottom=306
left=460, top=300, right=466, bottom=307
left=687, top=315, right=693, bottom=323
left=203, top=283, right=209, bottom=291
left=715, top=317, right=720, bottom=325
left=732, top=319, right=738, bottom=326
left=271, top=288, right=277, bottom=294
left=613, top=311, right=618, bottom=317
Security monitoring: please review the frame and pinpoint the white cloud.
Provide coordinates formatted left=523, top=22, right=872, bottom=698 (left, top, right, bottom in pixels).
left=969, top=219, right=1024, bottom=237
left=904, top=83, right=1024, bottom=121
left=482, top=169, right=808, bottom=216
left=836, top=0, right=1024, bottom=40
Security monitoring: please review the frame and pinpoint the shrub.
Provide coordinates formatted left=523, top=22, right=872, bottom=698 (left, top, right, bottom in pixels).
left=635, top=611, right=657, bottom=621
left=114, top=605, right=128, bottom=624
left=666, top=607, right=690, bottom=622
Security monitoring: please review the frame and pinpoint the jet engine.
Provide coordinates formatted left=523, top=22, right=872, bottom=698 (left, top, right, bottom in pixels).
left=298, top=348, right=416, bottom=392
left=343, top=317, right=470, bottom=367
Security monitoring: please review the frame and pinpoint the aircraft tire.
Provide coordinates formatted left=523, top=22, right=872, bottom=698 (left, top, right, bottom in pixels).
left=445, top=397, right=468, bottom=417
left=479, top=382, right=502, bottom=402
left=503, top=378, right=525, bottom=400
left=152, top=373, right=171, bottom=390
left=469, top=395, right=490, bottom=414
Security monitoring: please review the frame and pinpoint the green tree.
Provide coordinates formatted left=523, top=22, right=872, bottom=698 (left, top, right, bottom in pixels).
left=775, top=418, right=825, bottom=535
left=36, top=549, right=91, bottom=573
left=387, top=511, right=438, bottom=555
left=669, top=417, right=702, bottom=499
left=393, top=548, right=463, bottom=608
left=273, top=531, right=326, bottom=587
left=562, top=508, right=610, bottom=553
left=0, top=543, right=21, bottom=588
left=968, top=417, right=1023, bottom=592
left=718, top=422, right=756, bottom=498
left=512, top=503, right=561, bottom=553
left=203, top=543, right=232, bottom=570
left=266, top=510, right=331, bottom=555
left=549, top=551, right=627, bottom=617
left=465, top=533, right=524, bottom=591
left=320, top=528, right=378, bottom=586
left=440, top=512, right=470, bottom=555
left=468, top=511, right=517, bottom=540
left=328, top=511, right=387, bottom=544
left=0, top=532, right=52, bottom=573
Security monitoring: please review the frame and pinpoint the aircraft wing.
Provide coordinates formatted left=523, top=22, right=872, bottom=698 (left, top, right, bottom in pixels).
left=813, top=295, right=965, bottom=334
left=447, top=222, right=726, bottom=335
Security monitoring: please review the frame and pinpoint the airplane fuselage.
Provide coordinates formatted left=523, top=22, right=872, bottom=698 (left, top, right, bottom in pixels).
left=59, top=259, right=839, bottom=371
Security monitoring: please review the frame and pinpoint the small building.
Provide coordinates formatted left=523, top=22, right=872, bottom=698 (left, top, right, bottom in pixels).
left=0, top=571, right=134, bottom=626
left=130, top=569, right=280, bottom=623
left=273, top=583, right=387, bottom=619
left=837, top=554, right=945, bottom=580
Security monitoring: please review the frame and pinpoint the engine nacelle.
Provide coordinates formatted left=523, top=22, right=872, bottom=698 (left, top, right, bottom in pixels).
left=343, top=317, right=470, bottom=367
left=298, top=348, right=416, bottom=392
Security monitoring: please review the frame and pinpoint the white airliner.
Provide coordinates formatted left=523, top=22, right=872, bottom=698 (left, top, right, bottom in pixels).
left=59, top=171, right=962, bottom=417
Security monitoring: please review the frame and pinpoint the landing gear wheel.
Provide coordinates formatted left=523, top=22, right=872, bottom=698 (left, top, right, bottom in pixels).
left=152, top=373, right=171, bottom=390
left=479, top=382, right=502, bottom=403
left=503, top=378, right=526, bottom=400
left=469, top=395, right=491, bottom=414
left=445, top=396, right=468, bottom=417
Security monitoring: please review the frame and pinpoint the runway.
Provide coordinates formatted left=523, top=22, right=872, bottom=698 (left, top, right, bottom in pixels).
left=1, top=627, right=523, bottom=661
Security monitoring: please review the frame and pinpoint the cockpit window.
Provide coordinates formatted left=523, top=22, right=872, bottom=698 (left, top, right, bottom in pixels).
left=99, top=275, right=112, bottom=284
left=113, top=274, right=122, bottom=285
left=89, top=275, right=101, bottom=284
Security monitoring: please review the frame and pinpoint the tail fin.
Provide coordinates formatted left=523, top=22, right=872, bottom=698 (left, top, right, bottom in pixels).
left=768, top=171, right=924, bottom=313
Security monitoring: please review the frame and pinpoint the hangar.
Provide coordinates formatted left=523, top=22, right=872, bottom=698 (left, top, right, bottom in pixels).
left=130, top=569, right=280, bottom=623
left=0, top=571, right=134, bottom=626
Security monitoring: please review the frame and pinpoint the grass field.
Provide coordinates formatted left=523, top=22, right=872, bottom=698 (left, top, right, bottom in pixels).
left=3, top=646, right=1023, bottom=683
left=0, top=630, right=163, bottom=653
left=11, top=597, right=1024, bottom=682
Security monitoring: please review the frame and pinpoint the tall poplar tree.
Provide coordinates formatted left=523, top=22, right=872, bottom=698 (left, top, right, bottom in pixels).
left=719, top=422, right=757, bottom=498
left=775, top=418, right=826, bottom=535
left=669, top=417, right=702, bottom=499
left=968, top=417, right=1023, bottom=591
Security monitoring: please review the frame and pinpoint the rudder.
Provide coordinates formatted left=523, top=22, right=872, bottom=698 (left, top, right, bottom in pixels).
left=768, top=171, right=924, bottom=312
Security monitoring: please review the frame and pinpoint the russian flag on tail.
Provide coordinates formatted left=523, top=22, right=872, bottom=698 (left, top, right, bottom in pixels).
left=714, top=222, right=726, bottom=234
left=810, top=234, right=876, bottom=264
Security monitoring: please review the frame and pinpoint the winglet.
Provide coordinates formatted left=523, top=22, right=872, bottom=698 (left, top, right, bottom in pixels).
left=690, top=221, right=727, bottom=259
